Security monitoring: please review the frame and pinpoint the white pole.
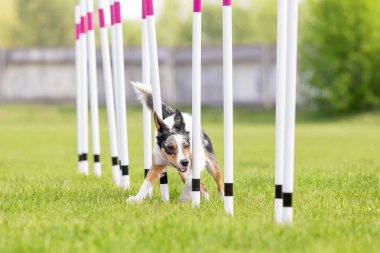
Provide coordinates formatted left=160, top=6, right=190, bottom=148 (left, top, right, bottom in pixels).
left=97, top=0, right=120, bottom=184
left=191, top=0, right=202, bottom=208
left=141, top=0, right=153, bottom=198
left=79, top=0, right=89, bottom=175
left=109, top=0, right=122, bottom=186
left=223, top=0, right=233, bottom=215
left=145, top=0, right=169, bottom=202
left=274, top=0, right=287, bottom=224
left=86, top=0, right=102, bottom=177
left=283, top=0, right=299, bottom=225
left=114, top=0, right=130, bottom=190
left=75, top=5, right=83, bottom=174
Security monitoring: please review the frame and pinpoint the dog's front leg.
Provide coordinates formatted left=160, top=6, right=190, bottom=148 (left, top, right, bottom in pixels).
left=127, top=164, right=166, bottom=204
left=179, top=171, right=192, bottom=203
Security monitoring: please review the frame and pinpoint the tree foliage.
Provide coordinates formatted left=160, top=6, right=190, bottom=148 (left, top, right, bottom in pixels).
left=300, top=0, right=380, bottom=112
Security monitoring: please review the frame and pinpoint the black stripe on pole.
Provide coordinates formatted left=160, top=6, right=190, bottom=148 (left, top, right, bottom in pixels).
left=275, top=184, right=282, bottom=199
left=79, top=154, right=88, bottom=161
left=192, top=179, right=200, bottom=191
left=144, top=169, right=149, bottom=178
left=224, top=183, right=233, bottom=196
left=121, top=165, right=129, bottom=176
left=160, top=172, right=168, bottom=184
left=111, top=157, right=118, bottom=166
left=283, top=192, right=292, bottom=207
left=78, top=154, right=82, bottom=162
left=94, top=155, right=100, bottom=163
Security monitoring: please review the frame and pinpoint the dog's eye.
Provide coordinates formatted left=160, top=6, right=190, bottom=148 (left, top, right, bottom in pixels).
left=166, top=146, right=175, bottom=151
left=183, top=144, right=190, bottom=149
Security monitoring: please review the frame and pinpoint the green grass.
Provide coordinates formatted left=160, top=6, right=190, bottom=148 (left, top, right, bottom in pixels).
left=0, top=105, right=379, bottom=253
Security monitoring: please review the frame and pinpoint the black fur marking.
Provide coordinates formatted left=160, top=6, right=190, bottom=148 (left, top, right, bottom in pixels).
left=155, top=111, right=190, bottom=150
left=154, top=112, right=170, bottom=134
left=173, top=110, right=186, bottom=132
left=202, top=132, right=215, bottom=155
left=164, top=144, right=177, bottom=155
left=143, top=91, right=175, bottom=120
left=162, top=103, right=175, bottom=119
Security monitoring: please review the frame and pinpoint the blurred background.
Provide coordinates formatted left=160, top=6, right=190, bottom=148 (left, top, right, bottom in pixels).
left=0, top=0, right=379, bottom=113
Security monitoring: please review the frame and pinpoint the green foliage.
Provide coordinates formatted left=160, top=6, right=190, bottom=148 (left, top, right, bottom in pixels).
left=0, top=105, right=380, bottom=252
left=11, top=0, right=77, bottom=47
left=300, top=0, right=380, bottom=112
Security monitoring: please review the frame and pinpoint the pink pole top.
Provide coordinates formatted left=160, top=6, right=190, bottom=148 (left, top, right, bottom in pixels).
left=193, top=0, right=201, bottom=12
left=80, top=16, right=87, bottom=34
left=98, top=8, right=106, bottom=28
left=142, top=0, right=147, bottom=19
left=87, top=12, right=94, bottom=31
left=114, top=1, right=122, bottom=24
left=146, top=0, right=154, bottom=16
left=110, top=4, right=115, bottom=26
left=75, top=24, right=80, bottom=40
left=223, top=0, right=231, bottom=6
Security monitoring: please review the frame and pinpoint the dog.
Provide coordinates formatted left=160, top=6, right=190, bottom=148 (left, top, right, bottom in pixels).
left=127, top=81, right=224, bottom=203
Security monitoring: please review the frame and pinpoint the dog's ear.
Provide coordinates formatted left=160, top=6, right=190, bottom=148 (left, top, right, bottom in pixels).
left=173, top=109, right=185, bottom=132
left=153, top=111, right=169, bottom=133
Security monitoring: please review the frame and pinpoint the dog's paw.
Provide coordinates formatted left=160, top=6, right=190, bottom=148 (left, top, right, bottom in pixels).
left=218, top=190, right=225, bottom=201
left=179, top=196, right=191, bottom=203
left=127, top=195, right=144, bottom=204
left=201, top=190, right=210, bottom=201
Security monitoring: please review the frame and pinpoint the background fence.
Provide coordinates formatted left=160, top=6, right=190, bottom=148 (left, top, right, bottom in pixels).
left=0, top=45, right=279, bottom=106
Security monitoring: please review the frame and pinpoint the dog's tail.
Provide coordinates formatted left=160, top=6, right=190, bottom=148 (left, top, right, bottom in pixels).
left=130, top=81, right=175, bottom=119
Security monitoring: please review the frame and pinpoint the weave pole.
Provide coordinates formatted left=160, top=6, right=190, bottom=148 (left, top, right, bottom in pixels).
left=223, top=0, right=233, bottom=215
left=114, top=0, right=130, bottom=190
left=79, top=0, right=89, bottom=175
left=283, top=0, right=299, bottom=225
left=86, top=0, right=102, bottom=177
left=109, top=0, right=122, bottom=185
left=191, top=0, right=202, bottom=208
left=97, top=0, right=120, bottom=184
left=141, top=0, right=153, bottom=198
left=274, top=0, right=287, bottom=224
left=145, top=0, right=169, bottom=202
left=75, top=5, right=83, bottom=174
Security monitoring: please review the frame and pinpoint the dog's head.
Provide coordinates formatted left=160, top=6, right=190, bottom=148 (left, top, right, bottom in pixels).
left=154, top=110, right=191, bottom=173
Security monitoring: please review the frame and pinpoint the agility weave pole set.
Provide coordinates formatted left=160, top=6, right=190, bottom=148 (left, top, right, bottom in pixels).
left=274, top=0, right=299, bottom=225
left=74, top=0, right=235, bottom=215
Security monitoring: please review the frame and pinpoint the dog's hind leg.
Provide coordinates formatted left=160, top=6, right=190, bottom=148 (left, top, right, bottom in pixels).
left=205, top=153, right=224, bottom=200
left=127, top=164, right=167, bottom=204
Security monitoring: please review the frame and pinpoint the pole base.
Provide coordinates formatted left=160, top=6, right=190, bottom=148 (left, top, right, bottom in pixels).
left=224, top=196, right=233, bottom=215
left=112, top=165, right=120, bottom=184
left=282, top=207, right=293, bottom=224
left=274, top=198, right=283, bottom=224
left=94, top=162, right=102, bottom=177
left=121, top=175, right=130, bottom=190
left=191, top=191, right=200, bottom=207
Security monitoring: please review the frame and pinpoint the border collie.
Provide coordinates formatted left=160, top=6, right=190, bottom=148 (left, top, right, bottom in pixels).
left=127, top=82, right=224, bottom=203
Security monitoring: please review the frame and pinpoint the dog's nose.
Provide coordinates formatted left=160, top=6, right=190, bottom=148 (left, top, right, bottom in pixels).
left=180, top=159, right=189, bottom=167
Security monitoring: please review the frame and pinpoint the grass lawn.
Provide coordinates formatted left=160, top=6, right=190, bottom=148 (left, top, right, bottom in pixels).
left=0, top=105, right=379, bottom=253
